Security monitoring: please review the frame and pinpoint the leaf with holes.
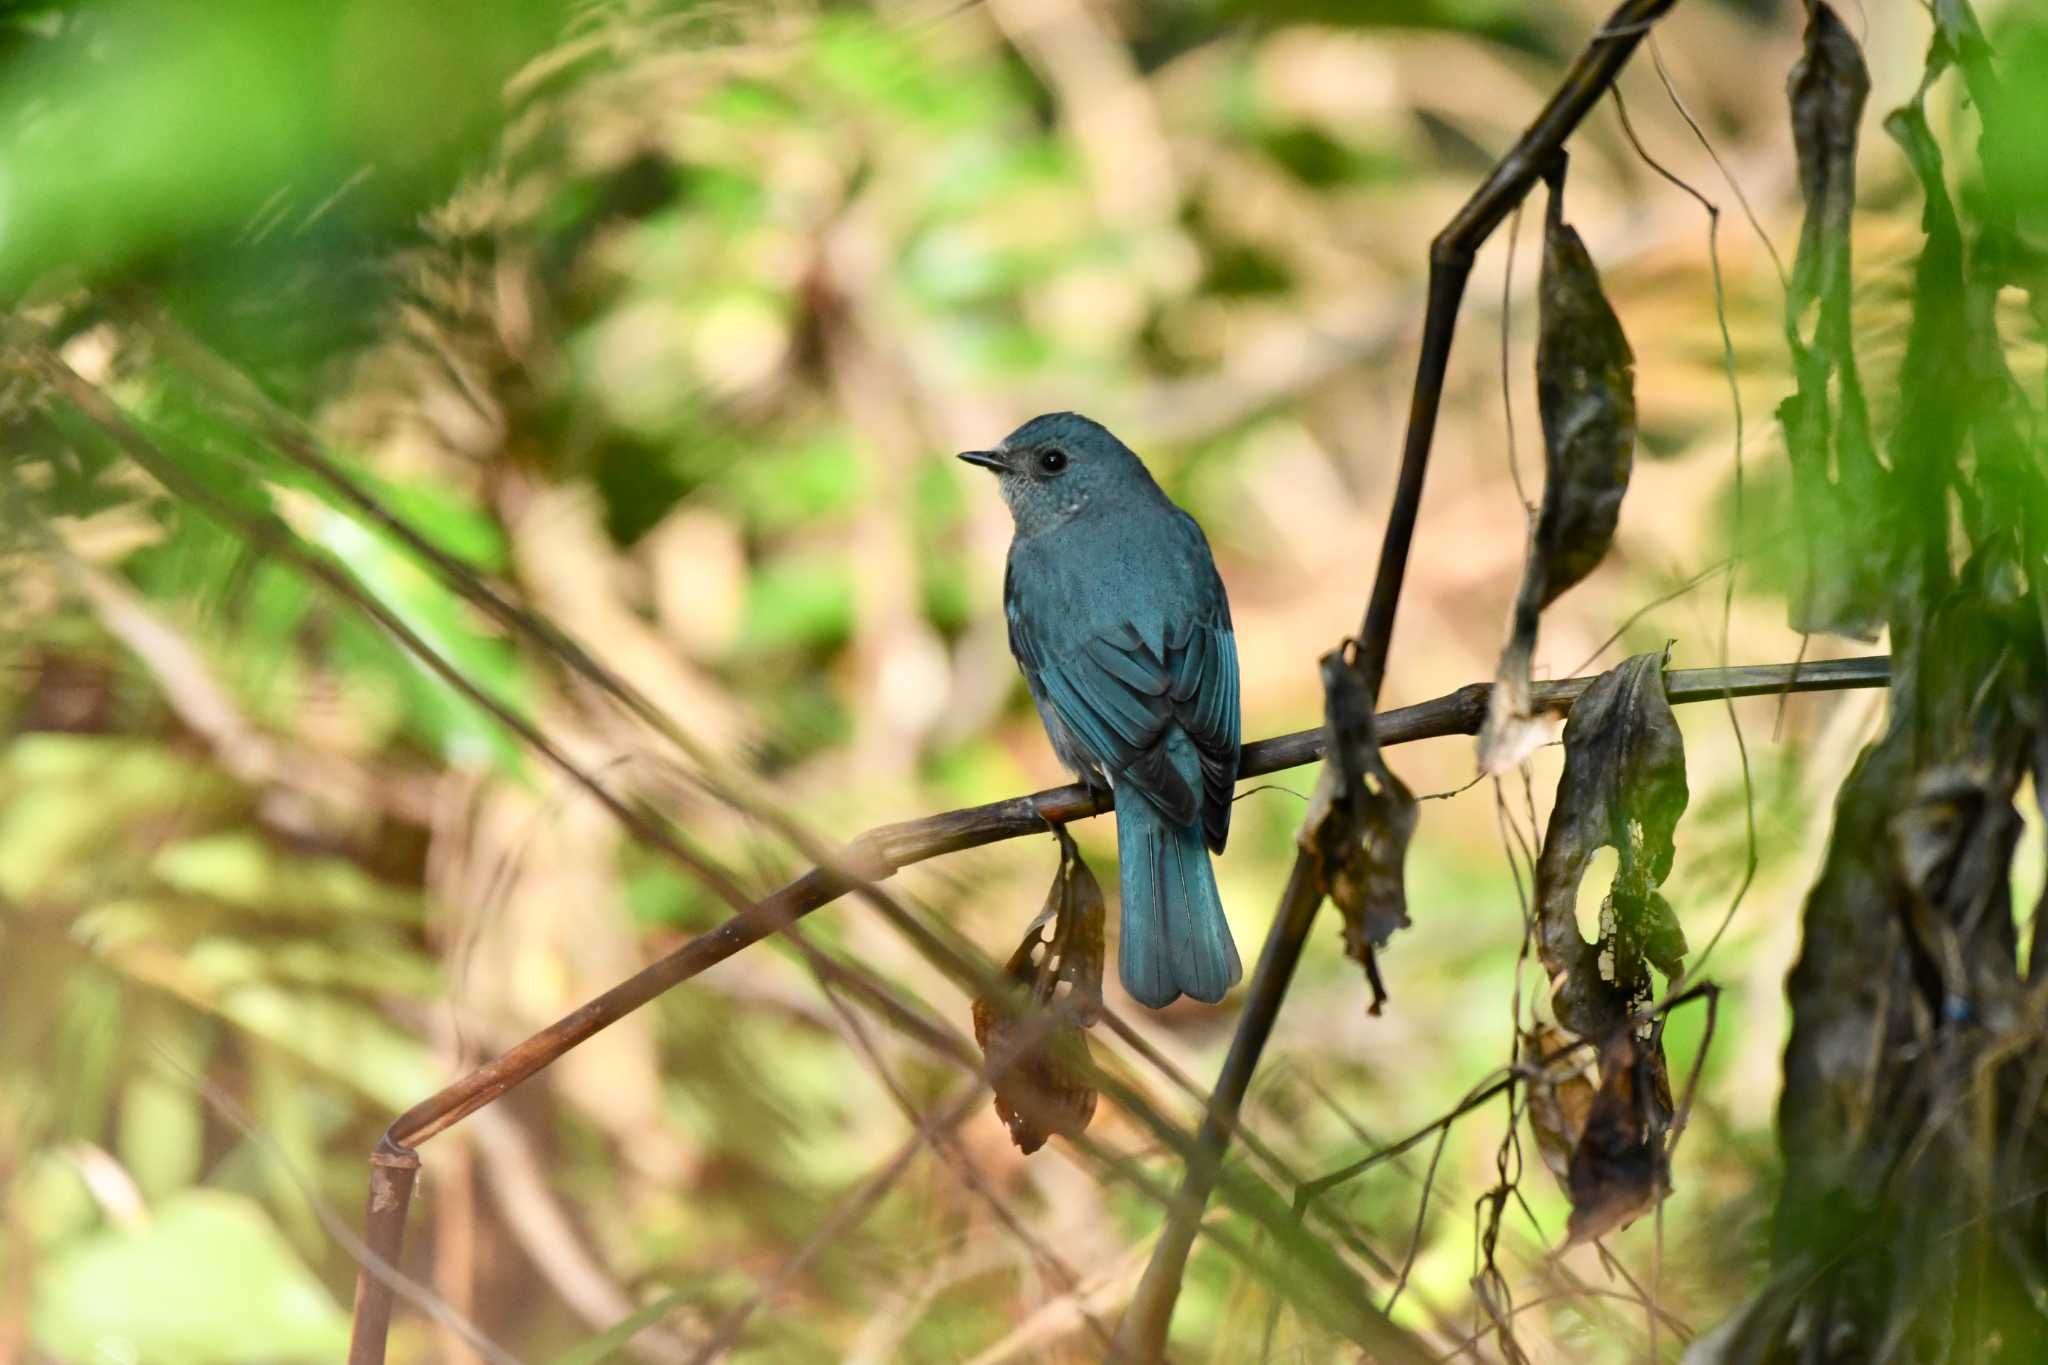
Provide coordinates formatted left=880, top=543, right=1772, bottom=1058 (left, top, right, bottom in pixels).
left=1480, top=159, right=1637, bottom=774
left=1532, top=652, right=1688, bottom=1038
left=970, top=826, right=1102, bottom=1154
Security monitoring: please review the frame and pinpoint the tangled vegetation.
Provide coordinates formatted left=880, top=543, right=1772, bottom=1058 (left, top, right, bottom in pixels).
left=4, top=1, right=2048, bottom=1362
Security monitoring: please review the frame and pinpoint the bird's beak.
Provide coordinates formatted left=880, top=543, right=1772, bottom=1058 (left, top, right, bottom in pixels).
left=956, top=449, right=1010, bottom=473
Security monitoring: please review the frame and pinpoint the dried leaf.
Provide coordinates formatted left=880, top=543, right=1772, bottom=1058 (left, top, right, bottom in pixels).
left=1532, top=652, right=1688, bottom=1038
left=1890, top=763, right=2025, bottom=1016
left=1779, top=1, right=1888, bottom=638
left=1884, top=578, right=2036, bottom=1019
left=1302, top=640, right=1416, bottom=1011
left=1479, top=161, right=1636, bottom=774
left=1773, top=743, right=1915, bottom=1249
left=1564, top=1029, right=1673, bottom=1245
left=1528, top=171, right=1638, bottom=610
left=1788, top=2, right=1869, bottom=282
left=1520, top=1022, right=1598, bottom=1191
left=970, top=826, right=1103, bottom=1154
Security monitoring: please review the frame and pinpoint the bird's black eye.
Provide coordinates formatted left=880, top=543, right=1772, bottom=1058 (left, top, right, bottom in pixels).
left=1038, top=448, right=1068, bottom=474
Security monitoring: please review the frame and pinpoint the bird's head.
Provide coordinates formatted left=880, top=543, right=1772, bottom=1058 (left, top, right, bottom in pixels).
left=957, top=412, right=1159, bottom=535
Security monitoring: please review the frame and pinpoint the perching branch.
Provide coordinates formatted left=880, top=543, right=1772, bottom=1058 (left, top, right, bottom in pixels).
left=1116, top=0, right=1686, bottom=1356
left=391, top=655, right=1880, bottom=1144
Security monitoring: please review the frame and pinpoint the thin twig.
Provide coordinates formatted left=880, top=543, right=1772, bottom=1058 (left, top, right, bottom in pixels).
left=149, top=1048, right=524, bottom=1365
left=1648, top=33, right=1790, bottom=291
left=1567, top=558, right=1730, bottom=677
left=688, top=1093, right=972, bottom=1362
left=1434, top=1285, right=1686, bottom=1361
left=468, top=1111, right=694, bottom=1365
left=1297, top=982, right=1720, bottom=1208
left=1386, top=1123, right=1455, bottom=1315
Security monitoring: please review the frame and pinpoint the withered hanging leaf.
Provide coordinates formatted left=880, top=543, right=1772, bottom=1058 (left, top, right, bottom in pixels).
left=1528, top=167, right=1638, bottom=610
left=1788, top=1, right=1869, bottom=275
left=1883, top=575, right=2034, bottom=1018
left=1779, top=1, right=1888, bottom=639
left=970, top=825, right=1103, bottom=1154
left=1301, top=640, right=1416, bottom=1012
left=1479, top=160, right=1637, bottom=774
left=1773, top=742, right=1915, bottom=1251
left=1564, top=1028, right=1674, bottom=1246
left=1879, top=101, right=1977, bottom=613
left=1532, top=652, right=1688, bottom=1039
left=1890, top=761, right=2025, bottom=1016
left=1520, top=1022, right=1599, bottom=1191
left=1712, top=6, right=2048, bottom=1356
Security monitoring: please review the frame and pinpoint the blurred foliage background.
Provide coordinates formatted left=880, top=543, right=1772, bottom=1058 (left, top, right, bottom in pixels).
left=0, top=0, right=2024, bottom=1361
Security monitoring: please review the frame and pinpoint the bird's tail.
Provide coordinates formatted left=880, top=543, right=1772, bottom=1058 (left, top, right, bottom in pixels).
left=1115, top=796, right=1242, bottom=1008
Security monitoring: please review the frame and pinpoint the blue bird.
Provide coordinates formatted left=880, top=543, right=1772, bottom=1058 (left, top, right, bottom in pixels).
left=961, top=413, right=1242, bottom=1008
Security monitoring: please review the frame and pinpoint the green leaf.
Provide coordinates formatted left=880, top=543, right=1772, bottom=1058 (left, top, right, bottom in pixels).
left=31, top=1190, right=350, bottom=1364
left=0, top=0, right=555, bottom=294
left=808, top=13, right=1004, bottom=128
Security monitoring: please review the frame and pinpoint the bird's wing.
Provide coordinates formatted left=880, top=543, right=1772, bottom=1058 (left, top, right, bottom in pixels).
left=1013, top=607, right=1238, bottom=844
left=1166, top=616, right=1240, bottom=853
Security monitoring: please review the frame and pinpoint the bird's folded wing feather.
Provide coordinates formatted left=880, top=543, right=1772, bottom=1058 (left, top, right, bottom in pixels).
left=1014, top=611, right=1240, bottom=848
left=1167, top=619, right=1240, bottom=852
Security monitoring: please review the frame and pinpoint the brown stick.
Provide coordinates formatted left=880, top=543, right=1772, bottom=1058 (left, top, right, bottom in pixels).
left=348, top=1140, right=422, bottom=1365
